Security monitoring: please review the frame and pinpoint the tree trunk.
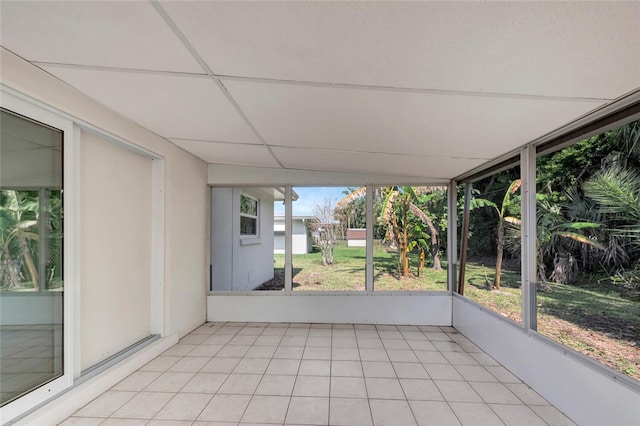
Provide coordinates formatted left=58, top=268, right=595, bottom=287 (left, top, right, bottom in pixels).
left=493, top=221, right=504, bottom=290
left=402, top=226, right=410, bottom=277
left=18, top=234, right=39, bottom=290
left=2, top=249, right=22, bottom=288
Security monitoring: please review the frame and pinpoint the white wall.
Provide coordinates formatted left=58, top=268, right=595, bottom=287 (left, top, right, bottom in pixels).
left=274, top=218, right=311, bottom=254
left=348, top=239, right=366, bottom=247
left=453, top=295, right=640, bottom=426
left=211, top=188, right=234, bottom=291
left=208, top=293, right=452, bottom=325
left=1, top=48, right=208, bottom=341
left=80, top=131, right=152, bottom=370
left=211, top=187, right=275, bottom=291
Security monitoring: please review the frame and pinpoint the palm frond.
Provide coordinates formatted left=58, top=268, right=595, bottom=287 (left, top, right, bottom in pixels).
left=584, top=165, right=640, bottom=221
left=335, top=187, right=367, bottom=211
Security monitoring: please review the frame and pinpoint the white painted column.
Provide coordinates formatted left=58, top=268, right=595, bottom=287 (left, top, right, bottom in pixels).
left=521, top=145, right=537, bottom=330
left=150, top=158, right=166, bottom=336
left=284, top=186, right=293, bottom=292
left=447, top=181, right=458, bottom=293
left=365, top=185, right=374, bottom=292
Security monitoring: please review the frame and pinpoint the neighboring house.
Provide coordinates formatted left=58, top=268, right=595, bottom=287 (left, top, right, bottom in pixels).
left=274, top=216, right=315, bottom=254
left=211, top=187, right=281, bottom=291
left=347, top=228, right=366, bottom=247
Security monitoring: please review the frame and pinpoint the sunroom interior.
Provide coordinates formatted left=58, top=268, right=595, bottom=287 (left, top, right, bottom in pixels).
left=0, top=2, right=638, bottom=425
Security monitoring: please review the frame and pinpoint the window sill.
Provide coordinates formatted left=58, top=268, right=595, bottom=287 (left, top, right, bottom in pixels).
left=240, top=238, right=262, bottom=246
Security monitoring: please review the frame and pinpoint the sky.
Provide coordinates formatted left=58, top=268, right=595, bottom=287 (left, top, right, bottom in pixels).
left=274, top=186, right=350, bottom=216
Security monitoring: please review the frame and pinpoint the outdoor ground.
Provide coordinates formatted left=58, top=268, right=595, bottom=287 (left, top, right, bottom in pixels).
left=256, top=242, right=640, bottom=381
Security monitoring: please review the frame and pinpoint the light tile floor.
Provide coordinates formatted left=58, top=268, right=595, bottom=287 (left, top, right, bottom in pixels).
left=1, top=325, right=63, bottom=405
left=59, top=323, right=577, bottom=426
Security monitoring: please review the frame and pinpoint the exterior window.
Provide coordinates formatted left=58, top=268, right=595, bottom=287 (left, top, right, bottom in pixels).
left=240, top=194, right=258, bottom=236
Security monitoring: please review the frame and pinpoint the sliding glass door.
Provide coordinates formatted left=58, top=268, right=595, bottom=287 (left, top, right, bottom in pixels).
left=0, top=108, right=64, bottom=406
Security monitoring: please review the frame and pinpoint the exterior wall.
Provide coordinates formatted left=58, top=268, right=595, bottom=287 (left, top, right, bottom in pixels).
left=80, top=131, right=152, bottom=370
left=274, top=218, right=312, bottom=254
left=1, top=49, right=208, bottom=342
left=274, top=232, right=285, bottom=253
left=211, top=188, right=234, bottom=291
left=211, top=188, right=275, bottom=291
left=347, top=228, right=367, bottom=247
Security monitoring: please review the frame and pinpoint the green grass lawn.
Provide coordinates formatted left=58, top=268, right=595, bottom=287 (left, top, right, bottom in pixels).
left=273, top=241, right=447, bottom=291
left=267, top=242, right=639, bottom=380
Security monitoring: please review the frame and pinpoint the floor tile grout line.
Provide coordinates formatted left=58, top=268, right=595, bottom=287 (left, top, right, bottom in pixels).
left=62, top=322, right=574, bottom=425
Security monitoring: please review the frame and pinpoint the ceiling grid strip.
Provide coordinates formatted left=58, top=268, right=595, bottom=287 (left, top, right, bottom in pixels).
left=149, top=0, right=286, bottom=169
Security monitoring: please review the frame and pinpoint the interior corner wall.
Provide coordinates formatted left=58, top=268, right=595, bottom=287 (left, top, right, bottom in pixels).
left=1, top=48, right=208, bottom=342
left=164, top=152, right=208, bottom=337
left=80, top=130, right=153, bottom=370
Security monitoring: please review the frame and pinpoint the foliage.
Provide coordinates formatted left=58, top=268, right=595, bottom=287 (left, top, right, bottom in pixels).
left=1, top=189, right=63, bottom=291
left=0, top=190, right=39, bottom=289
left=336, top=186, right=446, bottom=277
left=467, top=120, right=640, bottom=289
left=334, top=187, right=367, bottom=239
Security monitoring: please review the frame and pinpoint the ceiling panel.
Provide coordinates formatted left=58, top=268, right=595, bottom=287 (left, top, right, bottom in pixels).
left=40, top=65, right=260, bottom=144
left=223, top=80, right=605, bottom=160
left=171, top=139, right=280, bottom=168
left=0, top=1, right=202, bottom=73
left=272, top=147, right=481, bottom=181
left=162, top=1, right=639, bottom=98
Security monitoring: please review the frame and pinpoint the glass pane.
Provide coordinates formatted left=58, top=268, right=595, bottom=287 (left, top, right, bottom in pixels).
left=292, top=186, right=366, bottom=291
left=461, top=166, right=522, bottom=323
left=373, top=186, right=448, bottom=291
left=536, top=120, right=640, bottom=381
left=240, top=216, right=257, bottom=235
left=0, top=109, right=63, bottom=406
left=240, top=194, right=258, bottom=216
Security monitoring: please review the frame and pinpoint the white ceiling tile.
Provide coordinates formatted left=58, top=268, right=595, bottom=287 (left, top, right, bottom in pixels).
left=171, top=139, right=279, bottom=168
left=0, top=1, right=202, bottom=73
left=161, top=2, right=639, bottom=98
left=272, top=147, right=483, bottom=181
left=40, top=65, right=259, bottom=144
left=223, top=80, right=605, bottom=160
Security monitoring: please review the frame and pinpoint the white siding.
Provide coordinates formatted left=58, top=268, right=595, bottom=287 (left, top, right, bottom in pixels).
left=211, top=188, right=275, bottom=291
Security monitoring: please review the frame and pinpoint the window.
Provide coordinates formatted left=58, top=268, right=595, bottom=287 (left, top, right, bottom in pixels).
left=535, top=120, right=640, bottom=380
left=459, top=165, right=523, bottom=323
left=240, top=194, right=258, bottom=236
left=291, top=186, right=366, bottom=291
left=211, top=187, right=278, bottom=291
left=372, top=185, right=448, bottom=291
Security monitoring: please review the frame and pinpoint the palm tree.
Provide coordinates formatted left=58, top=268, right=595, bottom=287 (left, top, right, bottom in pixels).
left=337, top=186, right=443, bottom=277
left=471, top=180, right=521, bottom=290
left=505, top=195, right=605, bottom=288
left=582, top=165, right=640, bottom=278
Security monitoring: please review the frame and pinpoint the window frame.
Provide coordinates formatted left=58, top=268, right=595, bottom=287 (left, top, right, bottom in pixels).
left=0, top=89, right=76, bottom=423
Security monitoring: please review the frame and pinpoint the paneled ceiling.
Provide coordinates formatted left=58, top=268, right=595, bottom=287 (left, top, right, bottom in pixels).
left=1, top=1, right=638, bottom=182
